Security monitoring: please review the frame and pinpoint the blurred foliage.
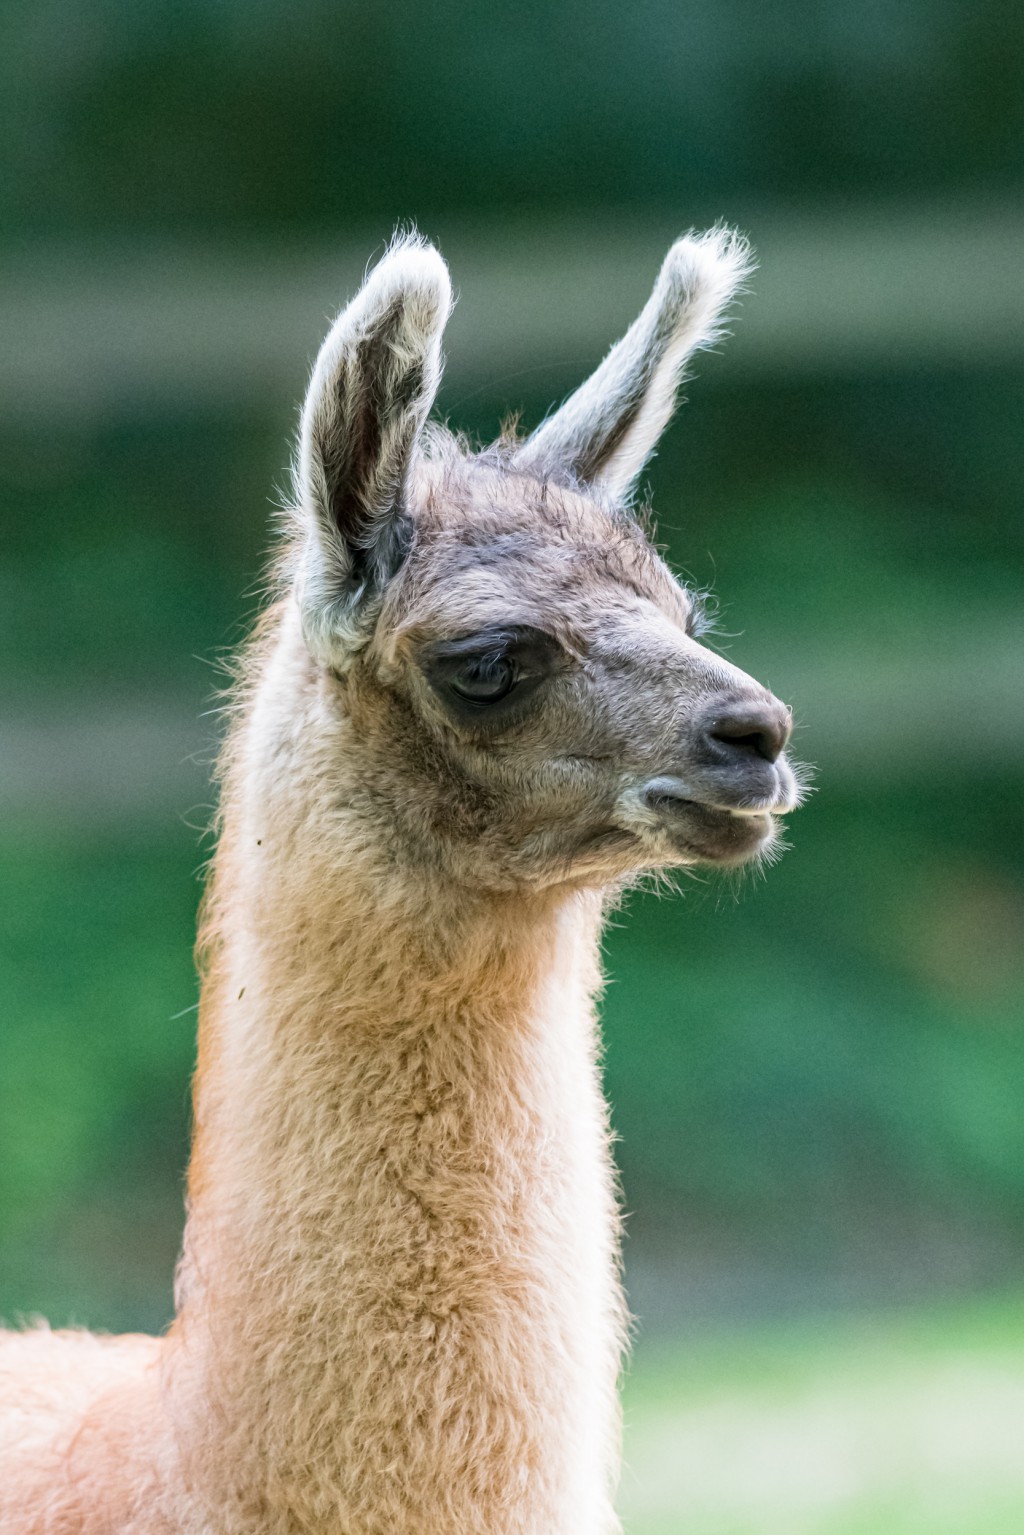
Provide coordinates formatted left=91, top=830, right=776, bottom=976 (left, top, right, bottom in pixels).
left=1, top=0, right=1022, bottom=1337
left=0, top=823, right=192, bottom=1331
left=3, top=0, right=1024, bottom=241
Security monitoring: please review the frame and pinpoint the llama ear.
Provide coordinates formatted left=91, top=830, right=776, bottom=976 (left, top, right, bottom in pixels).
left=295, top=235, right=452, bottom=662
left=513, top=228, right=753, bottom=500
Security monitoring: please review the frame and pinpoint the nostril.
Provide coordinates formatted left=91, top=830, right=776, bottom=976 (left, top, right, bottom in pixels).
left=709, top=707, right=790, bottom=764
left=714, top=727, right=770, bottom=757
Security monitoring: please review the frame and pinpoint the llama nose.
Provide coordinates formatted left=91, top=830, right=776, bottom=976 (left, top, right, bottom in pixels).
left=705, top=700, right=791, bottom=764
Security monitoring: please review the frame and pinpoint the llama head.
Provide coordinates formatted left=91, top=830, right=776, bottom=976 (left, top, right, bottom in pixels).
left=289, top=232, right=802, bottom=892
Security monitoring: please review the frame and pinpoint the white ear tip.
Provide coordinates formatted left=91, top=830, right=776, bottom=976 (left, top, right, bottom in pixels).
left=661, top=226, right=755, bottom=299
left=367, top=238, right=453, bottom=323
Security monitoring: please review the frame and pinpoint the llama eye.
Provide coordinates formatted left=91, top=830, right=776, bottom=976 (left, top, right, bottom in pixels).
left=423, top=624, right=562, bottom=717
left=449, top=654, right=517, bottom=704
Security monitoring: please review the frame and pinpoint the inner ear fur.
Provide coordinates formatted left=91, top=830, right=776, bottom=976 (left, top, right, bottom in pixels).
left=295, top=235, right=452, bottom=662
left=513, top=227, right=753, bottom=500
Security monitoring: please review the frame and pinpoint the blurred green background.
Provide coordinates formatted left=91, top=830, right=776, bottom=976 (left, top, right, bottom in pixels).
left=2, top=3, right=1023, bottom=1529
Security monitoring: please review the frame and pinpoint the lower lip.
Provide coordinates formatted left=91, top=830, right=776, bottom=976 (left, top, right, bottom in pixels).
left=667, top=801, right=775, bottom=862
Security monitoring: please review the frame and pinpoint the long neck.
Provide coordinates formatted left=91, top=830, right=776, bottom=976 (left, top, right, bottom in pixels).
left=169, top=610, right=625, bottom=1535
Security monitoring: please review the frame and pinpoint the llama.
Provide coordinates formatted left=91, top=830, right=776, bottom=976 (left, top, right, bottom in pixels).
left=0, top=228, right=801, bottom=1534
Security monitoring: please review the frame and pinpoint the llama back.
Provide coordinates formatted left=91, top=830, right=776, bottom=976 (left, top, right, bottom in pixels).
left=0, top=1329, right=167, bottom=1534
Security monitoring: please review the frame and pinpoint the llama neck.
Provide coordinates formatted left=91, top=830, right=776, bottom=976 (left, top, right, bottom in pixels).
left=171, top=615, right=625, bottom=1535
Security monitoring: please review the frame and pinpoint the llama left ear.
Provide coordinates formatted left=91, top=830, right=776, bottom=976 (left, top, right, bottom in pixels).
left=513, top=228, right=753, bottom=500
left=295, top=234, right=452, bottom=664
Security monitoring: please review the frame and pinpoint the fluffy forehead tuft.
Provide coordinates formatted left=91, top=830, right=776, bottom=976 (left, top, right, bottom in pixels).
left=379, top=431, right=692, bottom=651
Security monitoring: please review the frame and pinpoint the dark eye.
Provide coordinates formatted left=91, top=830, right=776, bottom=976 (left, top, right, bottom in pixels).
left=449, top=653, right=517, bottom=704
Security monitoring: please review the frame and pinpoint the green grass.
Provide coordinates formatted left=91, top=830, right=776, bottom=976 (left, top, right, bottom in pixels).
left=620, top=1295, right=1024, bottom=1534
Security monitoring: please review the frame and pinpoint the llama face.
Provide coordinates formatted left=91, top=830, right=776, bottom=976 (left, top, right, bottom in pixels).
left=290, top=232, right=802, bottom=889
left=332, top=454, right=801, bottom=890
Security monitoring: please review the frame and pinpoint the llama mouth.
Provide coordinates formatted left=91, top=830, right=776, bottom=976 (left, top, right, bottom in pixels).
left=614, top=778, right=793, bottom=866
left=656, top=798, right=780, bottom=820
left=645, top=796, right=780, bottom=865
left=720, top=802, right=788, bottom=819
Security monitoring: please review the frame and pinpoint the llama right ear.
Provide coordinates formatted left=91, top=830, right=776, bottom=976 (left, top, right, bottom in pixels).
left=294, top=236, right=452, bottom=664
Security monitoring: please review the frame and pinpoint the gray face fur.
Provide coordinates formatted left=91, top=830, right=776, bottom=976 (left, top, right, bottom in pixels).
left=291, top=233, right=802, bottom=891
